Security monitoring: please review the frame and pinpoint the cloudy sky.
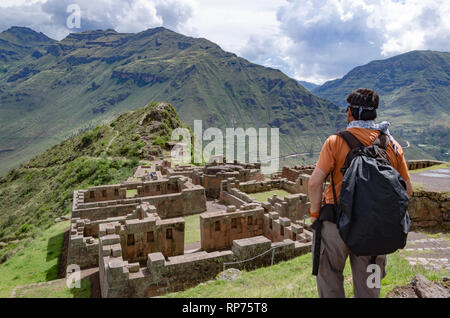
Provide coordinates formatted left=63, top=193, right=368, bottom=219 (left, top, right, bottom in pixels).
left=1, top=0, right=449, bottom=83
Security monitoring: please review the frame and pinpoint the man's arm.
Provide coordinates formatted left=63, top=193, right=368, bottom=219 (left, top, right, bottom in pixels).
left=405, top=179, right=413, bottom=197
left=392, top=141, right=413, bottom=197
left=308, top=166, right=327, bottom=222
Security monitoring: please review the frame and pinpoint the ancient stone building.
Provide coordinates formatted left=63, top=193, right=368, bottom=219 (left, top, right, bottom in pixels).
left=73, top=176, right=206, bottom=221
left=200, top=204, right=264, bottom=252
left=219, top=177, right=310, bottom=221
left=68, top=175, right=206, bottom=269
left=276, top=165, right=314, bottom=194
left=192, top=161, right=264, bottom=198
left=156, top=160, right=202, bottom=179
left=263, top=211, right=312, bottom=243
left=68, top=202, right=186, bottom=269
left=69, top=164, right=313, bottom=297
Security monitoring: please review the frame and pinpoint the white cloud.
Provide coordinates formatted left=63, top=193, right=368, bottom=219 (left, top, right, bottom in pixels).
left=270, top=0, right=450, bottom=83
left=0, top=0, right=196, bottom=40
left=0, top=0, right=448, bottom=83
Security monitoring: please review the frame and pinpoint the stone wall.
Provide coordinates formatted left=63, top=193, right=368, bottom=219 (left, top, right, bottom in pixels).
left=83, top=185, right=127, bottom=203
left=67, top=219, right=99, bottom=269
left=219, top=178, right=311, bottom=221
left=281, top=166, right=314, bottom=183
left=99, top=235, right=311, bottom=298
left=193, top=162, right=265, bottom=199
left=409, top=191, right=449, bottom=228
left=83, top=176, right=189, bottom=203
left=262, top=212, right=313, bottom=244
left=99, top=215, right=185, bottom=264
left=407, top=160, right=447, bottom=171
left=72, top=184, right=206, bottom=221
left=236, top=178, right=298, bottom=194
left=166, top=165, right=202, bottom=179
left=219, top=179, right=257, bottom=208
left=200, top=204, right=264, bottom=252
left=263, top=193, right=310, bottom=221
left=69, top=203, right=186, bottom=269
left=155, top=159, right=171, bottom=175
left=204, top=172, right=239, bottom=198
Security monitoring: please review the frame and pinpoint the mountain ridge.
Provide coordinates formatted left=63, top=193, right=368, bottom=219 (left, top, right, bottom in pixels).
left=0, top=26, right=344, bottom=175
left=313, top=50, right=450, bottom=160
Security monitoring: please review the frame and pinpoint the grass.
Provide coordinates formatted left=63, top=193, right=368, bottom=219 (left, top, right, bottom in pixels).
left=0, top=221, right=69, bottom=298
left=0, top=102, right=183, bottom=264
left=13, top=277, right=91, bottom=298
left=412, top=182, right=426, bottom=192
left=249, top=189, right=291, bottom=203
left=126, top=189, right=138, bottom=198
left=0, top=156, right=138, bottom=263
left=184, top=214, right=200, bottom=246
left=167, top=250, right=447, bottom=298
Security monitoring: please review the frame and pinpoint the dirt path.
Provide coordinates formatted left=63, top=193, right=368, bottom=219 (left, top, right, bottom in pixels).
left=400, top=231, right=450, bottom=273
left=104, top=129, right=119, bottom=155
left=410, top=164, right=450, bottom=192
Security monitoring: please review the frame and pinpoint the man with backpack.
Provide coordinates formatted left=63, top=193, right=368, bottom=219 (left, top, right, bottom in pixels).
left=308, top=88, right=413, bottom=298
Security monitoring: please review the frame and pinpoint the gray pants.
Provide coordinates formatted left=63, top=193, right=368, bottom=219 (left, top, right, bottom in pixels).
left=312, top=221, right=387, bottom=298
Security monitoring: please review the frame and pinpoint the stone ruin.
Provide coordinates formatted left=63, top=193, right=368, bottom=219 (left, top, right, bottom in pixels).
left=279, top=165, right=315, bottom=194
left=68, top=175, right=206, bottom=269
left=220, top=178, right=310, bottom=221
left=156, top=160, right=203, bottom=179
left=156, top=159, right=265, bottom=198
left=407, top=160, right=447, bottom=171
left=192, top=160, right=265, bottom=198
left=68, top=162, right=313, bottom=297
left=131, top=165, right=163, bottom=182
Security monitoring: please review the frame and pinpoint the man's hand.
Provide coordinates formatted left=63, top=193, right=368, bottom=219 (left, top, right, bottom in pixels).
left=311, top=216, right=317, bottom=223
left=308, top=166, right=327, bottom=218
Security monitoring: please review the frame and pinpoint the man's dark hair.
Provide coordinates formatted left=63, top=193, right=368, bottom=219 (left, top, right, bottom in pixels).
left=346, top=88, right=379, bottom=121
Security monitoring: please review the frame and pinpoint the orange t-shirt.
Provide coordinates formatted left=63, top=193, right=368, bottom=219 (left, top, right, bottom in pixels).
left=316, top=127, right=410, bottom=204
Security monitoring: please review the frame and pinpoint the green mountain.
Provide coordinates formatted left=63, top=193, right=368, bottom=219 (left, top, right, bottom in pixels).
left=0, top=26, right=344, bottom=175
left=0, top=26, right=55, bottom=62
left=0, top=102, right=183, bottom=262
left=313, top=50, right=450, bottom=160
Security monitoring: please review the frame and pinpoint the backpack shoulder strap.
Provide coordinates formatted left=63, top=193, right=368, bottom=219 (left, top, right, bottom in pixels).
left=335, top=131, right=364, bottom=149
left=373, top=133, right=390, bottom=150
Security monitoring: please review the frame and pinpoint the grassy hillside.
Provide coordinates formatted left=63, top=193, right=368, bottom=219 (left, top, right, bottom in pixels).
left=167, top=250, right=447, bottom=298
left=313, top=50, right=450, bottom=160
left=0, top=26, right=344, bottom=175
left=0, top=102, right=183, bottom=263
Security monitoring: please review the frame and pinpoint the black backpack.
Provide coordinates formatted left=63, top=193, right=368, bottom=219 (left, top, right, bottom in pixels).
left=336, top=130, right=411, bottom=254
left=312, top=130, right=410, bottom=275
